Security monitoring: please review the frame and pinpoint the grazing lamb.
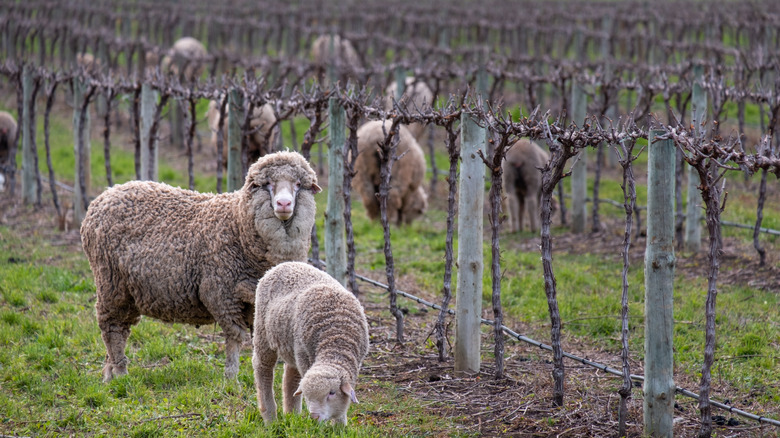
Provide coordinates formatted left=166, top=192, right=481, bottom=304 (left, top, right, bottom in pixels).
left=253, top=262, right=369, bottom=425
left=0, top=111, right=17, bottom=191
left=502, top=138, right=550, bottom=233
left=80, top=151, right=321, bottom=383
left=353, top=120, right=428, bottom=225
left=383, top=76, right=433, bottom=140
left=206, top=100, right=278, bottom=168
left=147, top=37, right=207, bottom=81
left=311, top=34, right=362, bottom=84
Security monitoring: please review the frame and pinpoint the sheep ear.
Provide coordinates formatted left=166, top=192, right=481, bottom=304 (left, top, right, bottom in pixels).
left=341, top=382, right=358, bottom=403
left=310, top=183, right=322, bottom=194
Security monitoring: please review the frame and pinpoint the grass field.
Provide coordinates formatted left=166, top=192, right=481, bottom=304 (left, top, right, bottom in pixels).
left=1, top=94, right=779, bottom=436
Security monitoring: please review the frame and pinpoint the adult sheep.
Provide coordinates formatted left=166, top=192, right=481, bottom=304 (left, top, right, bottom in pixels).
left=383, top=76, right=433, bottom=140
left=0, top=111, right=17, bottom=191
left=147, top=37, right=207, bottom=81
left=81, top=151, right=321, bottom=383
left=206, top=99, right=278, bottom=169
left=311, top=34, right=362, bottom=85
left=502, top=138, right=550, bottom=233
left=253, top=262, right=369, bottom=425
left=353, top=120, right=428, bottom=225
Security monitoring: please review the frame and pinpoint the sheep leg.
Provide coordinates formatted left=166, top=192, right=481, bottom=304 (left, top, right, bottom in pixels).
left=223, top=327, right=249, bottom=380
left=252, top=347, right=278, bottom=423
left=507, top=192, right=521, bottom=232
left=525, top=193, right=539, bottom=232
left=282, top=363, right=302, bottom=414
left=98, top=322, right=133, bottom=383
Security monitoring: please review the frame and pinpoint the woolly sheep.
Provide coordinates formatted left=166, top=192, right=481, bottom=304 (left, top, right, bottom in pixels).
left=80, top=151, right=322, bottom=383
left=0, top=111, right=17, bottom=191
left=502, top=139, right=550, bottom=233
left=147, top=37, right=207, bottom=81
left=352, top=120, right=428, bottom=225
left=76, top=53, right=101, bottom=73
left=383, top=76, right=433, bottom=140
left=206, top=100, right=278, bottom=168
left=311, top=34, right=362, bottom=84
left=252, top=261, right=369, bottom=425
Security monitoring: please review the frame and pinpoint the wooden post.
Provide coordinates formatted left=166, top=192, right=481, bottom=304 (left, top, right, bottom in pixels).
left=644, top=129, right=676, bottom=438
left=325, top=97, right=347, bottom=286
left=394, top=66, right=405, bottom=103
left=455, top=112, right=485, bottom=375
left=226, top=88, right=243, bottom=192
left=685, top=65, right=706, bottom=252
left=570, top=81, right=588, bottom=233
left=139, top=83, right=158, bottom=181
left=21, top=65, right=36, bottom=204
left=72, top=77, right=91, bottom=223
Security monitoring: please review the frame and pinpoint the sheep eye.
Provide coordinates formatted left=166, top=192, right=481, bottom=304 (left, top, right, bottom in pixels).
left=328, top=390, right=336, bottom=396
left=266, top=183, right=274, bottom=192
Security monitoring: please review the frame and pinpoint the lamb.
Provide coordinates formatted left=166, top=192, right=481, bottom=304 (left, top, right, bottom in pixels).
left=0, top=111, right=17, bottom=191
left=352, top=120, right=428, bottom=225
left=311, top=34, right=362, bottom=84
left=206, top=99, right=278, bottom=168
left=383, top=76, right=433, bottom=140
left=80, top=151, right=321, bottom=383
left=502, top=138, right=550, bottom=233
left=252, top=261, right=369, bottom=425
left=147, top=37, right=207, bottom=81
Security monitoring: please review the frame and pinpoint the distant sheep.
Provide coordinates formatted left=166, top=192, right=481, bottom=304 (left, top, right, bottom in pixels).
left=353, top=120, right=428, bottom=225
left=311, top=34, right=362, bottom=84
left=206, top=99, right=278, bottom=168
left=502, top=139, right=550, bottom=233
left=0, top=111, right=17, bottom=191
left=76, top=53, right=101, bottom=73
left=383, top=76, right=433, bottom=140
left=80, top=151, right=321, bottom=383
left=147, top=37, right=207, bottom=81
left=253, top=262, right=369, bottom=425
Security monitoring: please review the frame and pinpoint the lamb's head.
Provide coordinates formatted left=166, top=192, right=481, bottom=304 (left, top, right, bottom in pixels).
left=294, top=364, right=358, bottom=425
left=245, top=151, right=321, bottom=221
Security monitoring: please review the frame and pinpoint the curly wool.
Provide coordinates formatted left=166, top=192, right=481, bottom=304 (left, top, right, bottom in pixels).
left=253, top=262, right=369, bottom=425
left=383, top=76, right=433, bottom=140
left=352, top=120, right=428, bottom=225
left=502, top=139, right=550, bottom=232
left=207, top=100, right=277, bottom=168
left=81, top=151, right=319, bottom=382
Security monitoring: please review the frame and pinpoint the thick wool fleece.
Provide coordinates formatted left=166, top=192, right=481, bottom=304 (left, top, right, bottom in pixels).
left=352, top=120, right=428, bottom=225
left=0, top=111, right=17, bottom=169
left=207, top=100, right=277, bottom=167
left=311, top=34, right=362, bottom=85
left=81, top=151, right=319, bottom=382
left=160, top=37, right=207, bottom=80
left=253, top=262, right=369, bottom=425
left=502, top=139, right=550, bottom=233
left=383, top=77, right=433, bottom=140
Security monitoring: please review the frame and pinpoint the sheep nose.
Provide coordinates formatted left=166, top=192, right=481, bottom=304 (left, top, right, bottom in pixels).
left=276, top=198, right=292, bottom=210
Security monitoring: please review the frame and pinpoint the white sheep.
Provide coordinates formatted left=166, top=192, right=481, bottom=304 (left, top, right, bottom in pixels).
left=206, top=99, right=278, bottom=168
left=352, top=120, right=428, bottom=225
left=147, top=37, right=207, bottom=81
left=80, top=151, right=321, bottom=382
left=253, top=261, right=369, bottom=425
left=0, top=111, right=17, bottom=191
left=383, top=76, right=434, bottom=140
left=502, top=139, right=551, bottom=232
left=310, top=34, right=362, bottom=85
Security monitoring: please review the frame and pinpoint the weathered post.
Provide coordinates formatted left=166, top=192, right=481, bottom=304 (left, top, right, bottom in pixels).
left=21, top=65, right=36, bottom=205
left=685, top=65, right=706, bottom=252
left=644, top=129, right=676, bottom=437
left=570, top=80, right=588, bottom=233
left=139, top=83, right=158, bottom=181
left=394, top=67, right=406, bottom=103
left=455, top=111, right=485, bottom=375
left=72, top=77, right=91, bottom=223
left=325, top=97, right=347, bottom=286
left=226, top=88, right=243, bottom=192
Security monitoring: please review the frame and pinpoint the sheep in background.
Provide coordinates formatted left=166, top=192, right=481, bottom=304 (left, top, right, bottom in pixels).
left=311, top=34, right=362, bottom=85
left=80, top=151, right=321, bottom=382
left=253, top=262, right=369, bottom=425
left=0, top=111, right=17, bottom=192
left=502, top=139, right=550, bottom=233
left=383, top=77, right=434, bottom=140
left=353, top=120, right=428, bottom=225
left=206, top=99, right=278, bottom=169
left=76, top=53, right=101, bottom=73
left=147, top=37, right=207, bottom=81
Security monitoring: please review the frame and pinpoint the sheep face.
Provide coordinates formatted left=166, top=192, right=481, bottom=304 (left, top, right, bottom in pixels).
left=245, top=155, right=321, bottom=224
left=401, top=185, right=428, bottom=224
left=295, top=373, right=357, bottom=425
left=267, top=179, right=300, bottom=221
